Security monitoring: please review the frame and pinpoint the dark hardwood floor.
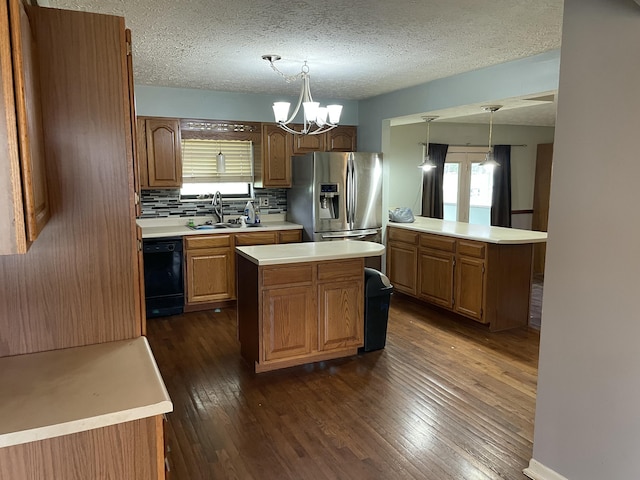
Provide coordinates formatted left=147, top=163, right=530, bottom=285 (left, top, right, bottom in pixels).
left=147, top=295, right=540, bottom=480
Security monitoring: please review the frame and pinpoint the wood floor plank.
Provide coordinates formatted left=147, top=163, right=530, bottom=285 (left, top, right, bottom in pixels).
left=147, top=293, right=540, bottom=479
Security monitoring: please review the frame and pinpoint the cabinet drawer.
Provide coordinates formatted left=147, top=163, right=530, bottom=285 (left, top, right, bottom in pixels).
left=420, top=233, right=456, bottom=252
left=235, top=232, right=277, bottom=246
left=457, top=240, right=486, bottom=259
left=262, top=264, right=313, bottom=287
left=277, top=230, right=302, bottom=243
left=388, top=227, right=418, bottom=244
left=184, top=234, right=231, bottom=249
left=317, top=259, right=363, bottom=281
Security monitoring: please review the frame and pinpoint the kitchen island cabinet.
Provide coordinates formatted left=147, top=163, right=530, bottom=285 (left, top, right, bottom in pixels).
left=236, top=241, right=384, bottom=373
left=387, top=218, right=547, bottom=331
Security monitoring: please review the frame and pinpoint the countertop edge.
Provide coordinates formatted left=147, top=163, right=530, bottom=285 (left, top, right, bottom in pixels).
left=236, top=242, right=386, bottom=266
left=0, top=400, right=173, bottom=449
left=388, top=220, right=548, bottom=244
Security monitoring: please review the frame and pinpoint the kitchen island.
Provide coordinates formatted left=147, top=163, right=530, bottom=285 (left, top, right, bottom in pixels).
left=387, top=218, right=547, bottom=331
left=236, top=241, right=385, bottom=373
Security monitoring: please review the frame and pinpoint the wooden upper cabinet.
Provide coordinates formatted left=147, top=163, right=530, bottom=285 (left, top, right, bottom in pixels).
left=138, top=117, right=182, bottom=188
left=326, top=125, right=357, bottom=152
left=292, top=130, right=326, bottom=154
left=0, top=0, right=49, bottom=255
left=257, top=123, right=292, bottom=188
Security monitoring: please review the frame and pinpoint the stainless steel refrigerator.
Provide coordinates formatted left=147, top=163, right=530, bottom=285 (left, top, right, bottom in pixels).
left=287, top=152, right=383, bottom=243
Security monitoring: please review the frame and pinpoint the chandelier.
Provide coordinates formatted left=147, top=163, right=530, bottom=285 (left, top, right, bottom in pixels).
left=262, top=55, right=343, bottom=136
left=418, top=116, right=439, bottom=171
left=480, top=105, right=502, bottom=168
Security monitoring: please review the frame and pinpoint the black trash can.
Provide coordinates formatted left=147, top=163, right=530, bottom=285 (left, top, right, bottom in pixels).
left=360, top=267, right=393, bottom=352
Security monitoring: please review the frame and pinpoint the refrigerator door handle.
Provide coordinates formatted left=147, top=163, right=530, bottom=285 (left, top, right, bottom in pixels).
left=321, top=229, right=378, bottom=239
left=345, top=156, right=352, bottom=227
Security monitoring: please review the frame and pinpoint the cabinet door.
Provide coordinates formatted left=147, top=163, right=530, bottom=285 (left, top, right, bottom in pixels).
left=0, top=0, right=49, bottom=254
left=145, top=118, right=182, bottom=188
left=418, top=248, right=455, bottom=308
left=326, top=125, right=357, bottom=152
left=386, top=241, right=418, bottom=296
left=318, top=280, right=363, bottom=351
left=261, top=124, right=291, bottom=187
left=454, top=256, right=485, bottom=322
left=262, top=285, right=314, bottom=361
left=292, top=129, right=325, bottom=154
left=185, top=247, right=234, bottom=303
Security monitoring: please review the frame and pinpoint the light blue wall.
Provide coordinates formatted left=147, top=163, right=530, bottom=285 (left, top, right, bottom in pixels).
left=135, top=50, right=561, bottom=153
left=358, top=50, right=561, bottom=152
left=134, top=85, right=360, bottom=125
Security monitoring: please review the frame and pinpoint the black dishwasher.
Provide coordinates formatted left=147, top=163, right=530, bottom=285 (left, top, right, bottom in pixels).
left=143, top=237, right=184, bottom=318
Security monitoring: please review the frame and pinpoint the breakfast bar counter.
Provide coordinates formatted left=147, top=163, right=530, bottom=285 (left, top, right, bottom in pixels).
left=236, top=241, right=385, bottom=373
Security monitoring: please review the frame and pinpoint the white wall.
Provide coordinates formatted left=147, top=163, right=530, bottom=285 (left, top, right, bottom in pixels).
left=387, top=122, right=554, bottom=219
left=527, top=1, right=640, bottom=479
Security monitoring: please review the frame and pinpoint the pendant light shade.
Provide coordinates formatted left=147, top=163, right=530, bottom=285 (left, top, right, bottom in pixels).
left=480, top=105, right=502, bottom=168
left=418, top=116, right=439, bottom=171
left=217, top=143, right=226, bottom=173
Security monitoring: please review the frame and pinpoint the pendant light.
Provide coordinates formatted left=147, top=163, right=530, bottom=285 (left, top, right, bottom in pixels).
left=480, top=105, right=502, bottom=168
left=418, top=116, right=439, bottom=171
left=216, top=142, right=226, bottom=173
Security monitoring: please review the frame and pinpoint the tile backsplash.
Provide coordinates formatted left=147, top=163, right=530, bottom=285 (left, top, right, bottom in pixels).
left=140, top=188, right=288, bottom=218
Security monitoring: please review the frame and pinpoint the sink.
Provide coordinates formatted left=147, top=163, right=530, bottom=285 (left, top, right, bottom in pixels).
left=189, top=223, right=231, bottom=230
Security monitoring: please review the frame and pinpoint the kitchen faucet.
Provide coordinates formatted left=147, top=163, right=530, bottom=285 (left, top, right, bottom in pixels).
left=212, top=191, right=223, bottom=223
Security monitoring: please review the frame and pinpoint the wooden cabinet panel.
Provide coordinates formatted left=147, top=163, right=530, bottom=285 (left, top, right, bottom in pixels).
left=0, top=0, right=49, bottom=255
left=318, top=280, right=363, bottom=351
left=185, top=247, right=234, bottom=303
left=326, top=125, right=357, bottom=152
left=277, top=229, right=302, bottom=243
left=262, top=264, right=313, bottom=288
left=457, top=240, right=486, bottom=259
left=0, top=417, right=163, bottom=480
left=388, top=228, right=418, bottom=244
left=258, top=123, right=291, bottom=188
left=420, top=233, right=456, bottom=252
left=262, top=285, right=314, bottom=361
left=143, top=117, right=182, bottom=188
left=234, top=231, right=276, bottom=246
left=454, top=256, right=485, bottom=322
left=292, top=130, right=325, bottom=154
left=418, top=248, right=455, bottom=308
left=184, top=234, right=231, bottom=249
left=386, top=241, right=418, bottom=296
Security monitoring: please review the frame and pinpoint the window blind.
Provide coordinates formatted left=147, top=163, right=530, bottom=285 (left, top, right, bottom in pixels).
left=181, top=139, right=254, bottom=183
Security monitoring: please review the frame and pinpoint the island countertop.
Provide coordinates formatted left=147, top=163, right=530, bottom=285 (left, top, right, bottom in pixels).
left=389, top=217, right=547, bottom=244
left=236, top=240, right=385, bottom=266
left=0, top=337, right=173, bottom=448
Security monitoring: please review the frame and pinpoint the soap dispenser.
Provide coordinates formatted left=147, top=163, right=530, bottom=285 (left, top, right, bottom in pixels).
left=244, top=200, right=256, bottom=224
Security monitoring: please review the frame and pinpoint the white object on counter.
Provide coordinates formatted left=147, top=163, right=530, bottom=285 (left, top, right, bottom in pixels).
left=389, top=217, right=548, bottom=244
left=0, top=337, right=172, bottom=448
left=236, top=240, right=385, bottom=266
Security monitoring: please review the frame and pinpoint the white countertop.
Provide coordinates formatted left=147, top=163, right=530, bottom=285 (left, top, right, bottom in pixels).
left=389, top=217, right=548, bottom=244
left=236, top=241, right=385, bottom=266
left=0, top=337, right=172, bottom=448
left=137, top=216, right=302, bottom=239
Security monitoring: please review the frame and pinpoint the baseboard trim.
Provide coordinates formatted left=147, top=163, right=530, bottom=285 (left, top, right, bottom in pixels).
left=523, top=459, right=568, bottom=480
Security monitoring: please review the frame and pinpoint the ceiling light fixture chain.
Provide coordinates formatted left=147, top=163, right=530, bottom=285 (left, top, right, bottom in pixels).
left=262, top=54, right=343, bottom=136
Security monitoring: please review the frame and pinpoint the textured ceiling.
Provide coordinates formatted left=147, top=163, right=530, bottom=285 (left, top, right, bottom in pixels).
left=41, top=0, right=563, bottom=125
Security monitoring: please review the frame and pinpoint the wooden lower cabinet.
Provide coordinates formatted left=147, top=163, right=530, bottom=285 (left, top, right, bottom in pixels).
left=263, top=285, right=315, bottom=361
left=418, top=248, right=455, bottom=308
left=185, top=234, right=234, bottom=305
left=237, top=256, right=365, bottom=373
left=387, top=227, right=532, bottom=331
left=184, top=228, right=302, bottom=310
left=0, top=416, right=165, bottom=480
